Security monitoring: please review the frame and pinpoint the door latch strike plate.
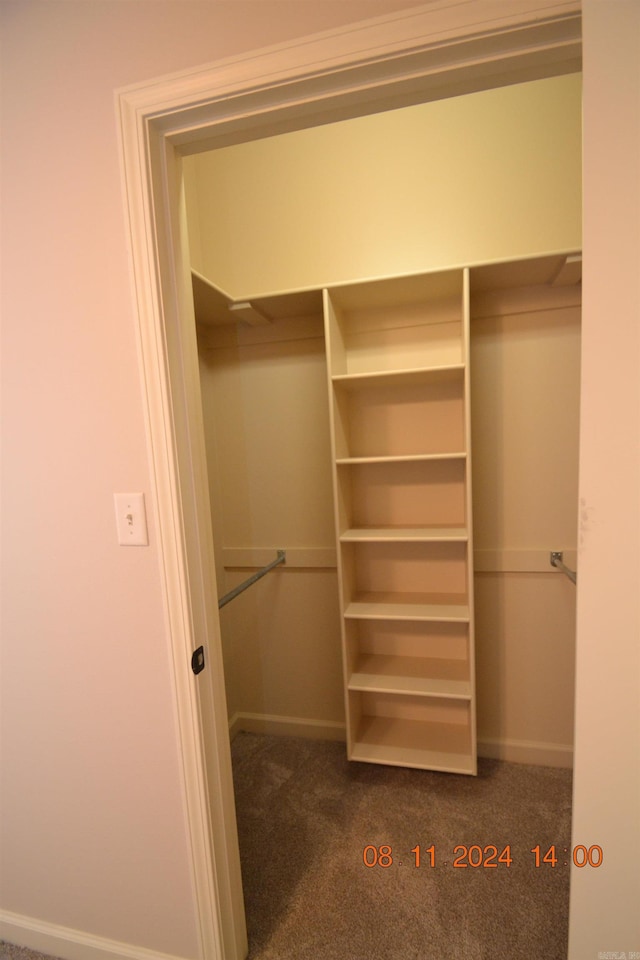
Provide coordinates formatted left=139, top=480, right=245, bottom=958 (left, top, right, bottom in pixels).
left=191, top=646, right=205, bottom=675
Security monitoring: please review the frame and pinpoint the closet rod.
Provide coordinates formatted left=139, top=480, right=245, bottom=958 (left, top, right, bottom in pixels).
left=550, top=551, right=577, bottom=584
left=218, top=550, right=286, bottom=608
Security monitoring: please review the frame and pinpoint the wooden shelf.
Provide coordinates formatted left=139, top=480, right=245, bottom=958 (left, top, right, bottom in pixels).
left=335, top=452, right=467, bottom=465
left=345, top=593, right=470, bottom=622
left=349, top=653, right=471, bottom=698
left=340, top=525, right=468, bottom=542
left=351, top=716, right=474, bottom=775
left=331, top=364, right=464, bottom=391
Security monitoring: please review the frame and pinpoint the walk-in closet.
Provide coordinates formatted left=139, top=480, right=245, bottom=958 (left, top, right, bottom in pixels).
left=183, top=70, right=581, bottom=955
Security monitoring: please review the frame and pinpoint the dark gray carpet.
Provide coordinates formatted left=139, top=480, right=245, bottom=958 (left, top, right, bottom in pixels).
left=0, top=947, right=61, bottom=960
left=231, top=733, right=572, bottom=960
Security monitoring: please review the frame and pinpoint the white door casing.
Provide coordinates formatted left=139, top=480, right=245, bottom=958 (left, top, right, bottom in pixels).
left=116, top=3, right=581, bottom=958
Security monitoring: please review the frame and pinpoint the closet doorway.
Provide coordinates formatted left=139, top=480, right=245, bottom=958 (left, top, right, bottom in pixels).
left=183, top=73, right=580, bottom=955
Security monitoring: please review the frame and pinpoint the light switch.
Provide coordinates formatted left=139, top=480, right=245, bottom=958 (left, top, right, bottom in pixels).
left=114, top=492, right=148, bottom=546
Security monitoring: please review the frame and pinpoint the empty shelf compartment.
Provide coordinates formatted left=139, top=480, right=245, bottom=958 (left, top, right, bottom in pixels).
left=341, top=540, right=470, bottom=618
left=326, top=271, right=465, bottom=376
left=346, top=619, right=472, bottom=698
left=349, top=691, right=475, bottom=774
left=331, top=375, right=466, bottom=460
left=336, top=457, right=468, bottom=531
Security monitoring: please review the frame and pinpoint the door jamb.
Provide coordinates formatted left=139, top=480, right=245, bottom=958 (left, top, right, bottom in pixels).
left=116, top=3, right=581, bottom=957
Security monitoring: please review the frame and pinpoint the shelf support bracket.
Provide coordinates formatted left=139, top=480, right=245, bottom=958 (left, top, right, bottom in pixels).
left=550, top=551, right=577, bottom=584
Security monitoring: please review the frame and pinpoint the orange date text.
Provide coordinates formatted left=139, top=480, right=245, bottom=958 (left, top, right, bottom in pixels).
left=362, top=844, right=513, bottom=868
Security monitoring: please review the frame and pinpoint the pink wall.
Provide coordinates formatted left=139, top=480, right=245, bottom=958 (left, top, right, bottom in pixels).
left=0, top=2, right=425, bottom=955
left=569, top=0, right=640, bottom=954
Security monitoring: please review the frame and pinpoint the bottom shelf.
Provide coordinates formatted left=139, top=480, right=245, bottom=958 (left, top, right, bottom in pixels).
left=351, top=716, right=475, bottom=775
left=348, top=689, right=475, bottom=775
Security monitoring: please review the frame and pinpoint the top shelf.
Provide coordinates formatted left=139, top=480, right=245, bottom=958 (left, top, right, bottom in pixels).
left=325, top=271, right=466, bottom=378
left=328, top=316, right=464, bottom=377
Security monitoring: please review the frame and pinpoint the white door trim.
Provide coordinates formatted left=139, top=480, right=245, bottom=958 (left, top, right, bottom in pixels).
left=116, top=3, right=580, bottom=957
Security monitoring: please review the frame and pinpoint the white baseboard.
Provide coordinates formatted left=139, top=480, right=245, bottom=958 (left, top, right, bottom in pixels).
left=0, top=910, right=192, bottom=960
left=478, top=736, right=573, bottom=768
left=228, top=711, right=345, bottom=743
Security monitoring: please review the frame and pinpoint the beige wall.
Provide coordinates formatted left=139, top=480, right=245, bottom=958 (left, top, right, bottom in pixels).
left=185, top=73, right=582, bottom=297
left=472, top=298, right=580, bottom=762
left=198, top=326, right=344, bottom=732
left=0, top=2, right=430, bottom=956
left=191, top=78, right=581, bottom=765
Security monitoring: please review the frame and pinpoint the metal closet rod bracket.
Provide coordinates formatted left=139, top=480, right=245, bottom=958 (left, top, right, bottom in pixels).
left=218, top=550, right=286, bottom=609
left=550, top=551, right=577, bottom=585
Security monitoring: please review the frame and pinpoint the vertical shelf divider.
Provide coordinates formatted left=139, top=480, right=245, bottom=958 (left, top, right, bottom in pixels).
left=462, top=267, right=477, bottom=773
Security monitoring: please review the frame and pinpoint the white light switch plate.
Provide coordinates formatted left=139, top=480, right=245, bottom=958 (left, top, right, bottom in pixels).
left=114, top=492, right=148, bottom=546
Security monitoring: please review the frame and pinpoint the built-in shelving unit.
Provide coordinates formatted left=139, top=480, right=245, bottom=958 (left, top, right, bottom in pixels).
left=194, top=249, right=581, bottom=775
left=324, top=269, right=477, bottom=775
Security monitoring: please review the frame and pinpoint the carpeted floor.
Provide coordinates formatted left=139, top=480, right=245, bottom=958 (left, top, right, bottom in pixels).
left=1, top=733, right=573, bottom=960
left=0, top=947, right=62, bottom=960
left=232, top=733, right=573, bottom=960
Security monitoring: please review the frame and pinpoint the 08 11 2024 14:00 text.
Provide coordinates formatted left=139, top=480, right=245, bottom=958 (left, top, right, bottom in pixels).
left=362, top=844, right=604, bottom=868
